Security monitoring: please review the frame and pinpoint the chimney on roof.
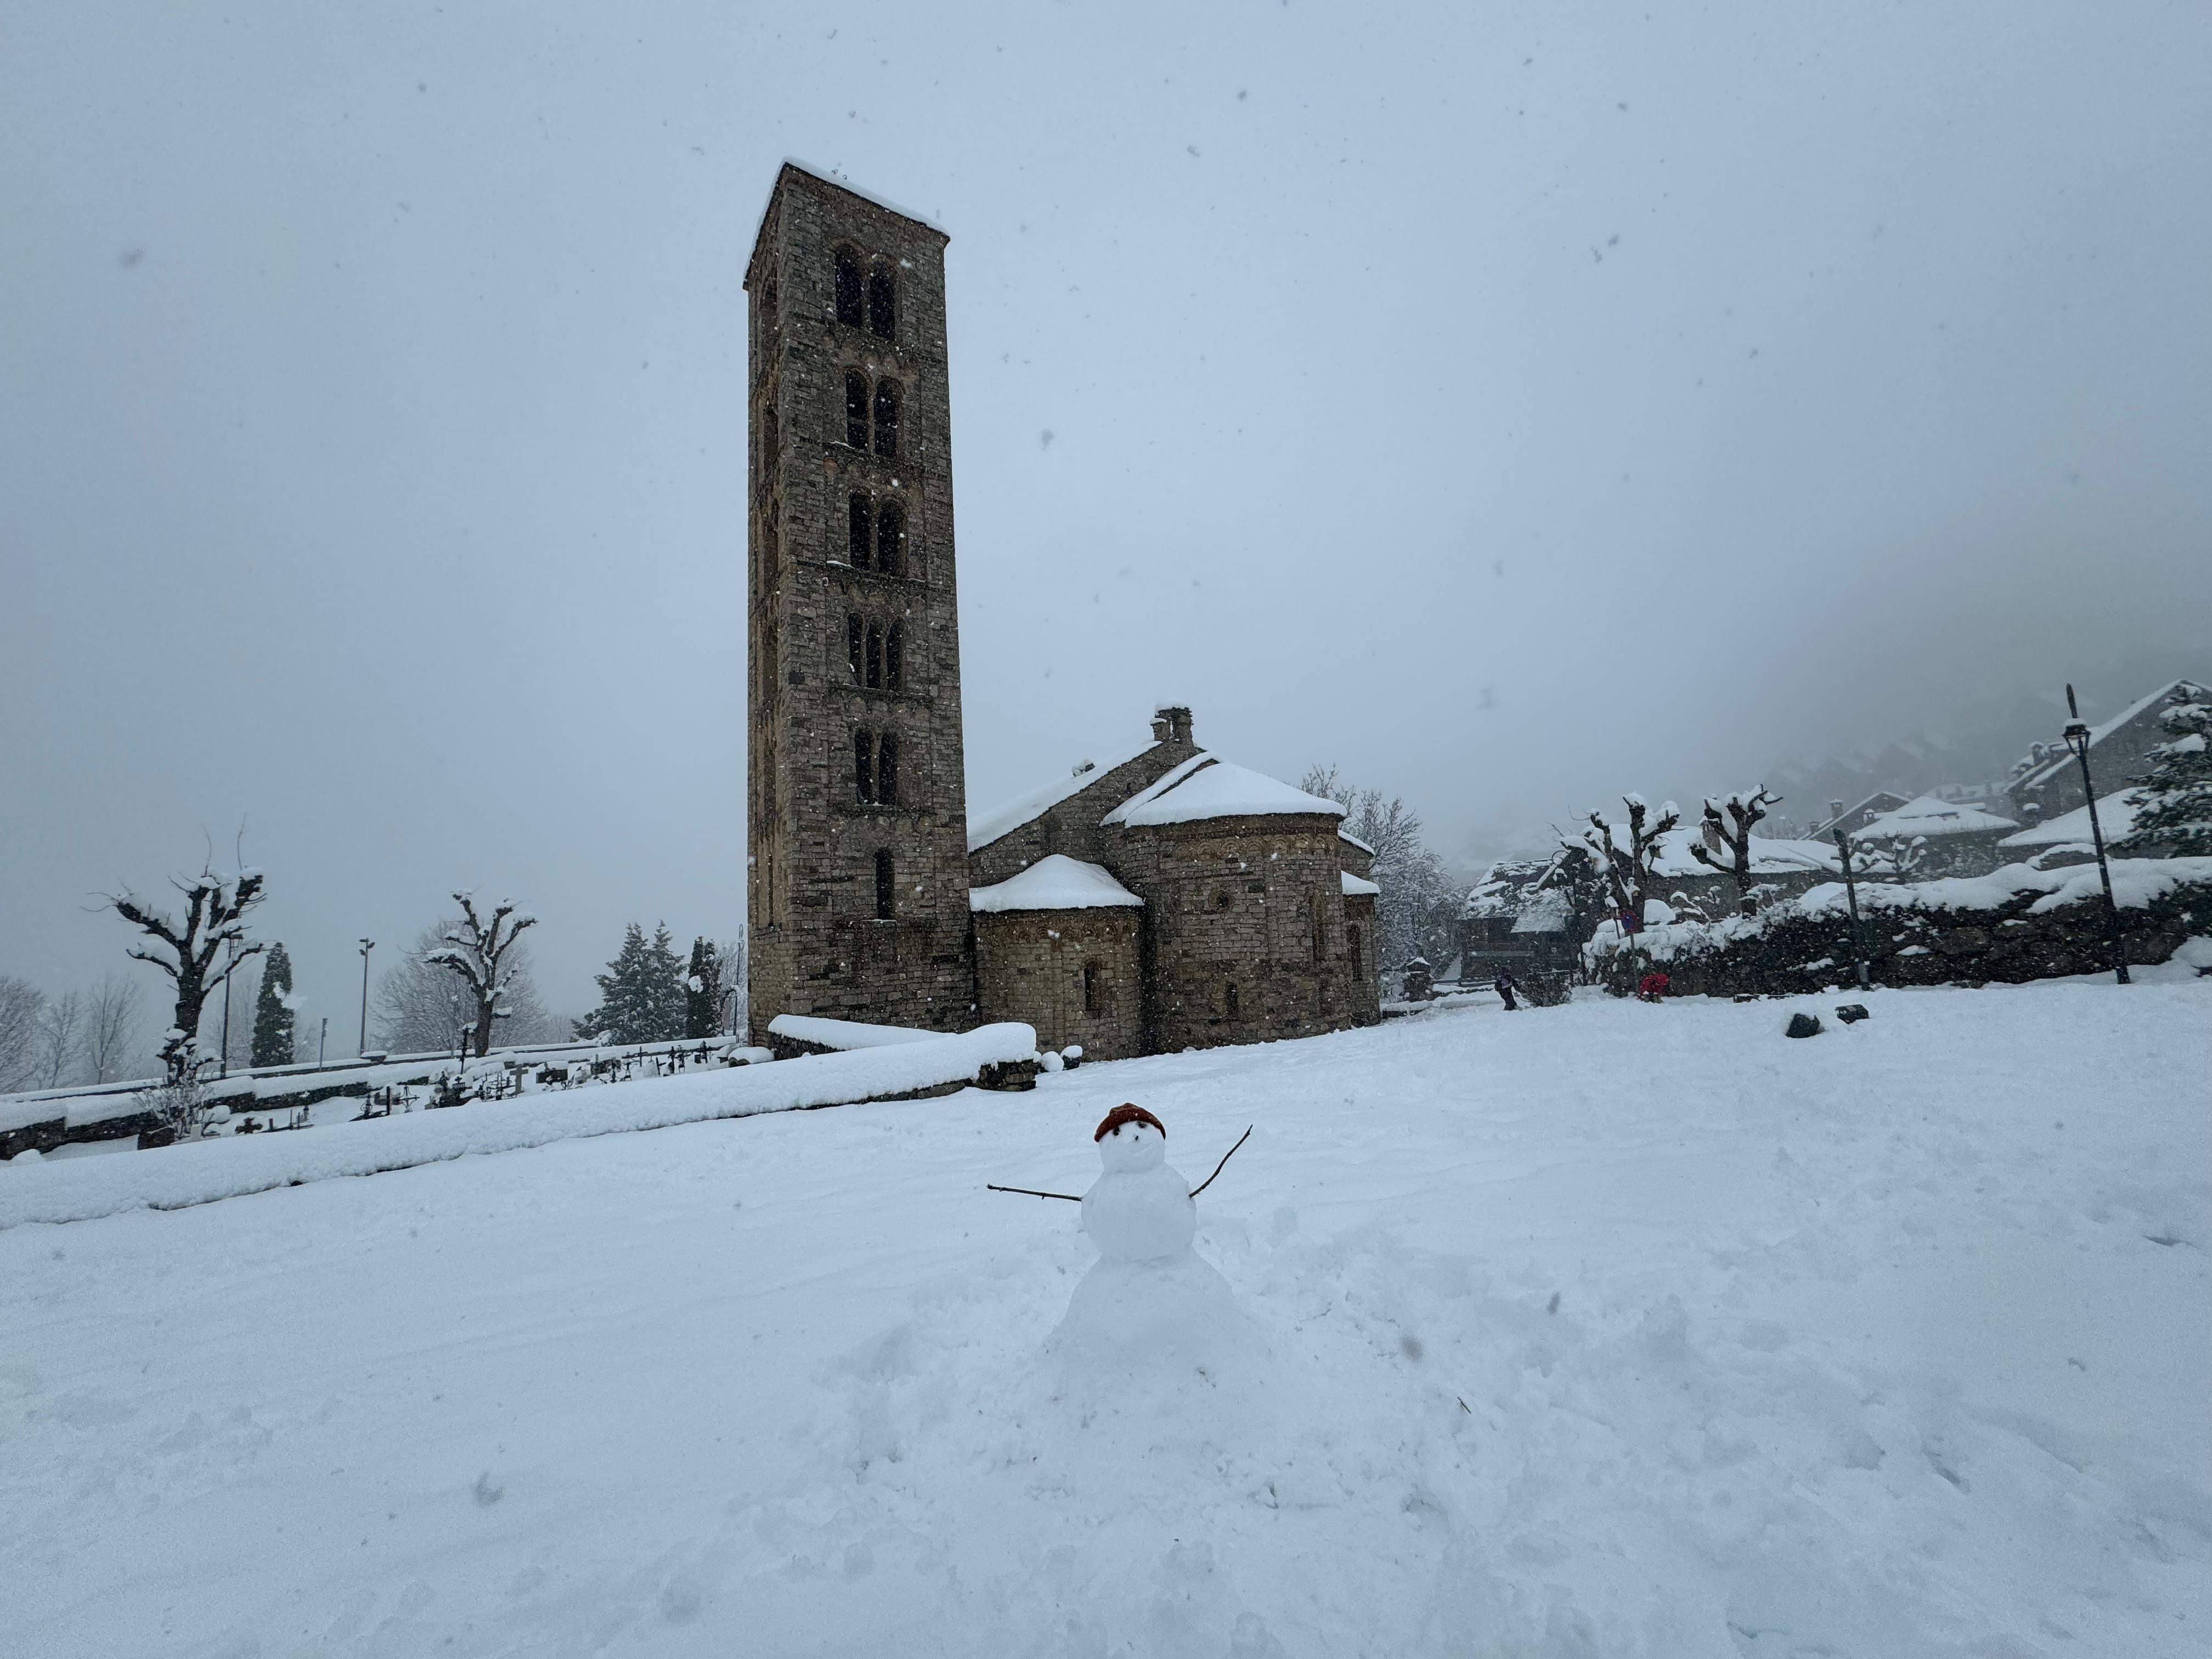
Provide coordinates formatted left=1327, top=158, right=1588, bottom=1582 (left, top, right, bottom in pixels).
left=1151, top=711, right=1170, bottom=742
left=1154, top=706, right=1193, bottom=746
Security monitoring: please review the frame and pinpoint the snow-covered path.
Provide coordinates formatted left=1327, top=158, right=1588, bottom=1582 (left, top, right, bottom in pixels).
left=3, top=982, right=2205, bottom=1656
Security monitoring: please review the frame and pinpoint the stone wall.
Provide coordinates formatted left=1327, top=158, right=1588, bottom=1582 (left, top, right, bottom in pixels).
left=745, top=165, right=977, bottom=1041
left=1107, top=814, right=1378, bottom=1051
left=974, top=908, right=1144, bottom=1060
left=1588, top=859, right=2212, bottom=997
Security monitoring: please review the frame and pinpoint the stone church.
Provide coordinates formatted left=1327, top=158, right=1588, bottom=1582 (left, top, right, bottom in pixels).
left=744, top=164, right=1380, bottom=1060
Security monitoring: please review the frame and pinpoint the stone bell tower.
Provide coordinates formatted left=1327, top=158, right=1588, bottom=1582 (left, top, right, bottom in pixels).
left=743, top=165, right=974, bottom=1041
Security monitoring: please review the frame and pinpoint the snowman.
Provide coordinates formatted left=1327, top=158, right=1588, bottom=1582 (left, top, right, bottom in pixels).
left=1045, top=1106, right=1258, bottom=1382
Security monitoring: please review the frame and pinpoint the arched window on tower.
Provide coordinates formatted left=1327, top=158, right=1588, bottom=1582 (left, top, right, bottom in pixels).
left=867, top=264, right=896, bottom=340
left=844, top=371, right=870, bottom=448
left=1082, top=961, right=1101, bottom=1017
left=1347, top=924, right=1363, bottom=978
left=872, top=381, right=900, bottom=459
left=1312, top=891, right=1327, bottom=963
left=847, top=493, right=872, bottom=568
left=874, top=849, right=895, bottom=919
left=885, top=623, right=904, bottom=691
left=833, top=251, right=864, bottom=328
left=876, top=501, right=905, bottom=576
left=847, top=614, right=864, bottom=684
left=876, top=730, right=900, bottom=805
left=865, top=625, right=883, bottom=689
left=757, top=408, right=778, bottom=503
left=853, top=727, right=874, bottom=804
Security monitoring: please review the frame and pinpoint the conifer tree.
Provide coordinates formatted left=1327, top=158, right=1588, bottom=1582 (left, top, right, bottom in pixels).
left=684, top=936, right=723, bottom=1040
left=578, top=923, right=687, bottom=1043
left=646, top=923, right=688, bottom=1040
left=2117, top=684, right=2212, bottom=856
left=251, top=942, right=297, bottom=1068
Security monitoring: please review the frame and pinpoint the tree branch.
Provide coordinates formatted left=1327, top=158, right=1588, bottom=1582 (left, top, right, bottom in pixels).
left=1188, top=1125, right=1254, bottom=1198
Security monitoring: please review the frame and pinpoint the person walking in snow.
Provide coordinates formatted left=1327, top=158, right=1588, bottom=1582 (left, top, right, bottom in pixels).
left=1493, top=969, right=1520, bottom=1012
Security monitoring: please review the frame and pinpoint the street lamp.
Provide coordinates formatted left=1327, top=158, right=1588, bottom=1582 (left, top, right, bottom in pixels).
left=2061, top=683, right=2130, bottom=986
left=358, top=939, right=376, bottom=1055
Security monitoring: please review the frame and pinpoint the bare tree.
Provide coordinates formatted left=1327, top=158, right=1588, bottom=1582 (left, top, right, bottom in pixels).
left=424, top=892, right=539, bottom=1058
left=0, top=976, right=45, bottom=1093
left=35, top=990, right=86, bottom=1090
left=1689, top=788, right=1783, bottom=913
left=1301, top=766, right=1461, bottom=972
left=716, top=930, right=749, bottom=1036
left=83, top=974, right=147, bottom=1084
left=105, top=861, right=267, bottom=1080
left=1583, top=795, right=1683, bottom=929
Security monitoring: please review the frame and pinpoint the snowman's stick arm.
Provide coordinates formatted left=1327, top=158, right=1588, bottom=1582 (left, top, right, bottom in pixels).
left=986, top=1183, right=1083, bottom=1202
left=1188, top=1125, right=1254, bottom=1199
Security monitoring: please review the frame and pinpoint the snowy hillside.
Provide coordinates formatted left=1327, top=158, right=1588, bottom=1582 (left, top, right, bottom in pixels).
left=3, top=979, right=2206, bottom=1657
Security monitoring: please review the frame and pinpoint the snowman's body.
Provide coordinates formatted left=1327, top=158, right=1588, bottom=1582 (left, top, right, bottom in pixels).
left=1050, top=1109, right=1255, bottom=1383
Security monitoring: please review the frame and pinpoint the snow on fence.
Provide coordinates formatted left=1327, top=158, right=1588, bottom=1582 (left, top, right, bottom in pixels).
left=0, top=1023, right=1039, bottom=1231
left=1585, top=856, right=2212, bottom=997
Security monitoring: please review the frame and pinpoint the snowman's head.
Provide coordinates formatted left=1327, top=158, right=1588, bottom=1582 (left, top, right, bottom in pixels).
left=1093, top=1104, right=1167, bottom=1172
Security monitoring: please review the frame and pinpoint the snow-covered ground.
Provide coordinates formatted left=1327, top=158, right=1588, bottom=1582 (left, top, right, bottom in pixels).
left=2, top=979, right=2205, bottom=1657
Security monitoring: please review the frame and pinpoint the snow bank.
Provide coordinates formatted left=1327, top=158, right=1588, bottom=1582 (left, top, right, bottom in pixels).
left=970, top=854, right=1146, bottom=912
left=764, top=1013, right=941, bottom=1050
left=0, top=1024, right=1037, bottom=1229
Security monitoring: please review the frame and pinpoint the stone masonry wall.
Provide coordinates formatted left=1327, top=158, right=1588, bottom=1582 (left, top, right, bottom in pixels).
left=745, top=166, right=976, bottom=1040
left=974, top=908, right=1144, bottom=1060
left=1107, top=814, right=1376, bottom=1052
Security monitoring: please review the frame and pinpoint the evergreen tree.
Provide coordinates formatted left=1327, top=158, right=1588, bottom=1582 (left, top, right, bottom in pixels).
left=251, top=942, right=296, bottom=1068
left=684, top=936, right=723, bottom=1039
left=2117, top=684, right=2212, bottom=856
left=578, top=922, right=689, bottom=1043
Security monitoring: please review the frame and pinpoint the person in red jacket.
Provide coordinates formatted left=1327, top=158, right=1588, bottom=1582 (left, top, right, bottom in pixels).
left=1637, top=970, right=1671, bottom=1002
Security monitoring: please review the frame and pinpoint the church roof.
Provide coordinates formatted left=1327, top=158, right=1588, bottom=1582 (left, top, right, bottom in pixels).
left=966, top=741, right=1161, bottom=853
left=969, top=855, right=1144, bottom=913
left=1106, top=757, right=1347, bottom=828
left=1341, top=870, right=1381, bottom=898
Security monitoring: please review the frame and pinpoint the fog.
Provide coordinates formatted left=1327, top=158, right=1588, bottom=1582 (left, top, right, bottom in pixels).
left=4, top=0, right=2207, bottom=1031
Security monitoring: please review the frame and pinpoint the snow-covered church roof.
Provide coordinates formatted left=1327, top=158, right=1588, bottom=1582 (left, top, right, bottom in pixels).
left=1857, top=795, right=2018, bottom=840
left=966, top=741, right=1159, bottom=853
left=1341, top=870, right=1380, bottom=898
left=1104, top=756, right=1346, bottom=828
left=969, top=855, right=1144, bottom=913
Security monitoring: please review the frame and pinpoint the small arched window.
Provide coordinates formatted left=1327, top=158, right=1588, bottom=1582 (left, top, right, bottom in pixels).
left=1312, top=892, right=1327, bottom=963
left=874, top=849, right=895, bottom=919
left=885, top=622, right=904, bottom=691
left=1082, top=961, right=1101, bottom=1015
left=872, top=381, right=900, bottom=459
left=848, top=494, right=872, bottom=568
left=865, top=625, right=883, bottom=689
left=867, top=264, right=896, bottom=340
left=1214, top=888, right=1232, bottom=912
left=1224, top=982, right=1240, bottom=1019
left=847, top=614, right=864, bottom=684
left=844, top=371, right=870, bottom=448
left=833, top=251, right=864, bottom=328
left=876, top=730, right=900, bottom=805
left=1347, top=924, right=1363, bottom=975
left=853, top=727, right=874, bottom=804
left=876, top=500, right=905, bottom=576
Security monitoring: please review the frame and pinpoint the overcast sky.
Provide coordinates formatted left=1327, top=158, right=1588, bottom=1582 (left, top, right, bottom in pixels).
left=4, top=0, right=2208, bottom=1030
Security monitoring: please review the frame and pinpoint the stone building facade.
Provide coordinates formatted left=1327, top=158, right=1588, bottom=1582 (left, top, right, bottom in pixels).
left=2006, top=679, right=2209, bottom=823
left=744, top=165, right=976, bottom=1040
left=744, top=168, right=1379, bottom=1058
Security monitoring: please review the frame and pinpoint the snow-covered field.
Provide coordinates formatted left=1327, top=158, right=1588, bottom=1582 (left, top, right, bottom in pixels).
left=2, top=979, right=2205, bottom=1657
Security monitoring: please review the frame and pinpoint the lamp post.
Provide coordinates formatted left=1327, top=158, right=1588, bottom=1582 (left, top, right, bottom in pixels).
left=2062, top=682, right=2130, bottom=986
left=358, top=939, right=376, bottom=1055
left=1834, top=828, right=1871, bottom=992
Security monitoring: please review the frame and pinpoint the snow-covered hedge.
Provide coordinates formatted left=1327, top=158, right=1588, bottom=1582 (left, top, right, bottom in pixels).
left=0, top=1024, right=1037, bottom=1230
left=1587, top=857, right=2212, bottom=997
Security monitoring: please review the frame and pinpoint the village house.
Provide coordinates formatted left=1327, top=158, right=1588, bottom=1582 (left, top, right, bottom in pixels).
left=2005, top=678, right=2209, bottom=822
left=1852, top=795, right=2019, bottom=878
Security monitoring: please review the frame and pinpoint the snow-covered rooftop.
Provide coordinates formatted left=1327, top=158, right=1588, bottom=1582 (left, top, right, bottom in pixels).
left=967, top=742, right=1158, bottom=853
left=969, top=855, right=1144, bottom=913
left=1646, top=831, right=1842, bottom=878
left=1340, top=871, right=1380, bottom=898
left=1338, top=829, right=1376, bottom=855
left=1997, top=792, right=2142, bottom=850
left=1857, top=796, right=2019, bottom=840
left=1107, top=757, right=1345, bottom=829
left=2009, top=679, right=2205, bottom=792
left=1510, top=890, right=1572, bottom=934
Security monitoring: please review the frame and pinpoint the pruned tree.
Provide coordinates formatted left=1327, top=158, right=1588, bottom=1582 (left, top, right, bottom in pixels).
left=35, top=989, right=86, bottom=1090
left=1582, top=796, right=1682, bottom=930
left=1689, top=788, right=1782, bottom=913
left=376, top=922, right=554, bottom=1054
left=423, top=892, right=539, bottom=1059
left=105, top=862, right=267, bottom=1080
left=683, top=937, right=723, bottom=1040
left=83, top=974, right=146, bottom=1084
left=2117, top=682, right=2212, bottom=856
left=251, top=943, right=297, bottom=1068
left=0, top=975, right=46, bottom=1093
